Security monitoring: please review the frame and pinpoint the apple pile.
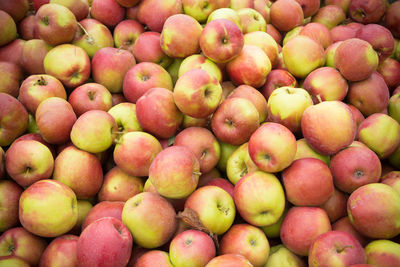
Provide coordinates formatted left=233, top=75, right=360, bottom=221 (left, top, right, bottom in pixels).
left=1, top=0, right=400, bottom=266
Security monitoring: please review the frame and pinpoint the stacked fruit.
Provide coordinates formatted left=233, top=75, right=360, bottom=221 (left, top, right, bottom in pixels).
left=1, top=0, right=400, bottom=266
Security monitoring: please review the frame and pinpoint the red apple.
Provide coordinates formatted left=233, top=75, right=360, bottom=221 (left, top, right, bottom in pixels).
left=260, top=69, right=298, bottom=100
left=348, top=0, right=386, bottom=24
left=132, top=31, right=171, bottom=67
left=270, top=0, right=304, bottom=32
left=0, top=10, right=17, bottom=47
left=365, top=239, right=400, bottom=267
left=377, top=57, right=400, bottom=90
left=90, top=0, right=125, bottom=27
left=311, top=5, right=346, bottom=29
left=332, top=217, right=370, bottom=247
left=206, top=178, right=235, bottom=197
left=18, top=15, right=36, bottom=40
left=0, top=180, right=23, bottom=232
left=39, top=235, right=79, bottom=267
left=0, top=61, right=23, bottom=97
left=205, top=254, right=254, bottom=267
left=0, top=39, right=25, bottom=66
left=114, top=19, right=145, bottom=52
left=81, top=201, right=124, bottom=230
left=134, top=250, right=173, bottom=267
left=321, top=187, right=349, bottom=223
left=385, top=1, right=400, bottom=38
left=137, top=0, right=182, bottom=32
left=50, top=0, right=89, bottom=21
left=20, top=39, right=52, bottom=75
left=0, top=0, right=29, bottom=22
left=300, top=22, right=333, bottom=49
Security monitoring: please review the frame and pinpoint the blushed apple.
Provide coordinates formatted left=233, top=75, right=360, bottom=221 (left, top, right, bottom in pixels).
left=260, top=69, right=298, bottom=100
left=311, top=5, right=346, bottom=29
left=226, top=142, right=258, bottom=185
left=20, top=39, right=52, bottom=75
left=348, top=0, right=386, bottom=24
left=244, top=31, right=279, bottom=69
left=365, top=239, right=400, bottom=267
left=269, top=0, right=304, bottom=32
left=0, top=10, right=18, bottom=47
left=0, top=39, right=25, bottom=66
left=294, top=138, right=330, bottom=165
left=265, top=245, right=306, bottom=267
left=321, top=188, right=349, bottom=223
left=68, top=83, right=112, bottom=116
left=90, top=0, right=125, bottom=27
left=377, top=57, right=400, bottom=90
left=108, top=102, right=142, bottom=133
left=114, top=19, right=145, bottom=52
left=385, top=1, right=400, bottom=38
left=0, top=0, right=29, bottom=22
left=137, top=0, right=182, bottom=32
left=50, top=0, right=89, bottom=21
left=133, top=250, right=173, bottom=267
left=205, top=254, right=253, bottom=267
left=178, top=54, right=223, bottom=82
left=237, top=8, right=266, bottom=34
left=133, top=31, right=171, bottom=68
left=206, top=8, right=242, bottom=30
left=39, top=235, right=79, bottom=267
left=332, top=217, right=370, bottom=247
left=0, top=180, right=23, bottom=232
left=81, top=201, right=124, bottom=230
left=0, top=62, right=23, bottom=97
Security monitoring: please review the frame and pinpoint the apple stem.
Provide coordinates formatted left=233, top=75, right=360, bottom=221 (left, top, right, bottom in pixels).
left=316, top=94, right=323, bottom=103
left=77, top=22, right=95, bottom=45
left=193, top=171, right=202, bottom=176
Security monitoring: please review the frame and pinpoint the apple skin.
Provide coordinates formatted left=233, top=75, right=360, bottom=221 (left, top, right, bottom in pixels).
left=0, top=10, right=17, bottom=47
left=282, top=36, right=325, bottom=79
left=136, top=87, right=183, bottom=139
left=0, top=39, right=25, bottom=66
left=308, top=230, right=367, bottom=267
left=0, top=61, right=23, bottom=97
left=347, top=72, right=390, bottom=117
left=0, top=0, right=29, bottom=22
left=70, top=110, right=118, bottom=154
left=244, top=31, right=279, bottom=69
left=332, top=217, right=370, bottom=247
left=330, top=146, right=381, bottom=194
left=283, top=158, right=334, bottom=206
left=114, top=131, right=163, bottom=177
left=347, top=183, right=400, bottom=239
left=134, top=250, right=173, bottom=267
left=185, top=185, right=236, bottom=235
left=280, top=206, right=332, bottom=256
left=39, top=234, right=79, bottom=267
left=50, top=0, right=89, bottom=21
left=169, top=229, right=216, bottom=267
left=216, top=141, right=238, bottom=173
left=234, top=171, right=285, bottom=227
left=265, top=245, right=306, bottom=267
left=331, top=25, right=359, bottom=43
left=13, top=133, right=56, bottom=158
left=269, top=0, right=304, bottom=32
left=68, top=83, right=112, bottom=116
left=206, top=178, right=235, bottom=198
left=205, top=254, right=254, bottom=267
left=301, top=101, right=357, bottom=155
left=90, top=0, right=125, bottom=27
left=381, top=175, right=400, bottom=195
left=72, top=18, right=114, bottom=59
left=294, top=138, right=331, bottom=165
left=123, top=62, right=173, bottom=103
left=385, top=1, right=400, bottom=38
left=260, top=69, right=298, bottom=100
left=248, top=122, right=297, bottom=173
left=0, top=93, right=29, bottom=147
left=211, top=97, right=260, bottom=146
left=137, top=0, right=182, bottom=33
left=0, top=180, right=23, bottom=232
left=35, top=97, right=77, bottom=145
left=108, top=102, right=142, bottom=134
left=174, top=127, right=220, bottom=174
left=226, top=142, right=259, bottom=185
left=311, top=5, right=346, bottom=29
left=20, top=39, right=52, bottom=75
left=237, top=8, right=266, bottom=34
left=357, top=113, right=400, bottom=159
left=378, top=58, right=400, bottom=90
left=98, top=166, right=144, bottom=202
left=81, top=201, right=124, bottom=230
left=220, top=223, right=270, bottom=267
left=206, top=8, right=242, bottom=30
left=44, top=44, right=91, bottom=88
left=303, top=67, right=348, bottom=103
left=0, top=227, right=47, bottom=266
left=226, top=44, right=271, bottom=88
left=365, top=239, right=400, bottom=267
left=181, top=0, right=219, bottom=23
left=299, top=22, right=333, bottom=49
left=35, top=3, right=77, bottom=46
left=5, top=140, right=54, bottom=187
left=114, top=19, right=145, bottom=52
left=92, top=47, right=136, bottom=94
left=348, top=0, right=386, bottom=24
left=18, top=15, right=36, bottom=40
left=173, top=69, right=222, bottom=119
left=122, top=192, right=178, bottom=248
left=53, top=145, right=103, bottom=199
left=0, top=255, right=30, bottom=266
left=357, top=24, right=395, bottom=62
left=77, top=217, right=133, bottom=267
left=133, top=31, right=171, bottom=68
left=321, top=188, right=349, bottom=223
left=19, top=74, right=66, bottom=115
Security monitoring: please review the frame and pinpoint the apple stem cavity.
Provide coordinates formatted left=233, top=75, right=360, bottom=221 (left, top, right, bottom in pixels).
left=34, top=76, right=48, bottom=86
left=193, top=171, right=202, bottom=176
left=335, top=244, right=353, bottom=253
left=354, top=170, right=364, bottom=178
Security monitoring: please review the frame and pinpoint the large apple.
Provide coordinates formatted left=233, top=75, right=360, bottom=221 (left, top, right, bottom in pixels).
left=0, top=10, right=17, bottom=47
left=265, top=245, right=306, bottom=267
left=113, top=19, right=145, bottom=52
left=205, top=254, right=254, bottom=267
left=132, top=31, right=171, bottom=67
left=39, top=235, right=79, bottom=267
left=365, top=239, right=400, bottom=267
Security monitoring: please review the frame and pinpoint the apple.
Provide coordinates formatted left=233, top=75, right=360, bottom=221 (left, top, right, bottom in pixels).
left=70, top=110, right=118, bottom=153
left=299, top=22, right=333, bottom=49
left=205, top=254, right=253, bottom=267
left=44, top=44, right=91, bottom=88
left=35, top=3, right=77, bottom=46
left=365, top=239, right=400, bottom=267
left=308, top=230, right=367, bottom=267
left=0, top=227, right=47, bottom=266
left=0, top=61, right=23, bottom=97
left=226, top=44, right=271, bottom=88
left=269, top=0, right=304, bottom=32
left=347, top=72, right=390, bottom=116
left=357, top=24, right=395, bottom=62
left=237, top=8, right=266, bottom=34
left=19, top=39, right=52, bottom=75
left=283, top=158, right=334, bottom=206
left=114, top=131, right=162, bottom=177
left=69, top=199, right=93, bottom=234
left=385, top=1, right=400, bottom=38
left=18, top=74, right=66, bottom=115
left=0, top=0, right=29, bottom=22
left=0, top=10, right=17, bottom=47
left=303, top=67, right=348, bottom=103
left=347, top=104, right=365, bottom=128
left=77, top=217, right=132, bottom=267
left=266, top=24, right=282, bottom=44
left=169, top=229, right=216, bottom=267
left=5, top=140, right=54, bottom=187
left=253, top=0, right=271, bottom=23
left=35, top=97, right=77, bottom=144
left=136, top=87, right=183, bottom=139
left=178, top=54, right=223, bottom=82
left=330, top=146, right=381, bottom=194
left=122, top=192, right=178, bottom=248
left=267, top=87, right=313, bottom=133
left=282, top=26, right=303, bottom=46
left=0, top=180, right=22, bottom=232
left=248, top=122, right=297, bottom=173
left=206, top=178, right=235, bottom=197
left=39, top=235, right=79, bottom=267
left=181, top=0, right=219, bottom=23
left=332, top=217, right=370, bottom=247
left=116, top=0, right=140, bottom=7
left=220, top=223, right=270, bottom=267
left=226, top=142, right=258, bottom=185
left=377, top=58, right=400, bottom=90
left=0, top=256, right=29, bottom=266
left=321, top=188, right=349, bottom=223
left=50, top=0, right=89, bottom=21
left=98, top=166, right=144, bottom=202
left=134, top=250, right=173, bottom=267
left=123, top=62, right=173, bottom=103
left=347, top=183, right=400, bottom=239
left=19, top=179, right=78, bottom=237
left=283, top=36, right=325, bottom=79
left=265, top=245, right=306, bottom=267
left=211, top=97, right=260, bottom=145
left=18, top=15, right=36, bottom=40
left=173, top=69, right=222, bottom=118
left=301, top=100, right=356, bottom=155
left=234, top=171, right=285, bottom=226
left=114, top=19, right=145, bottom=52
left=357, top=113, right=400, bottom=159
left=0, top=39, right=25, bottom=66
left=244, top=31, right=279, bottom=69
left=81, top=201, right=124, bottom=230
left=311, top=5, right=346, bottom=29
left=0, top=93, right=28, bottom=147
left=331, top=24, right=359, bottom=43
left=12, top=133, right=56, bottom=158
left=294, top=138, right=331, bottom=165
left=167, top=58, right=184, bottom=85
left=348, top=0, right=386, bottom=24
left=325, top=0, right=350, bottom=12
left=132, top=31, right=171, bottom=67
left=72, top=18, right=114, bottom=58
left=111, top=93, right=127, bottom=106
left=69, top=83, right=112, bottom=116
left=137, top=0, right=182, bottom=32
left=381, top=175, right=400, bottom=195
left=325, top=41, right=342, bottom=68
left=108, top=102, right=142, bottom=133
left=260, top=69, right=298, bottom=100
left=90, top=0, right=125, bottom=27
left=206, top=8, right=242, bottom=30
left=281, top=206, right=332, bottom=256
